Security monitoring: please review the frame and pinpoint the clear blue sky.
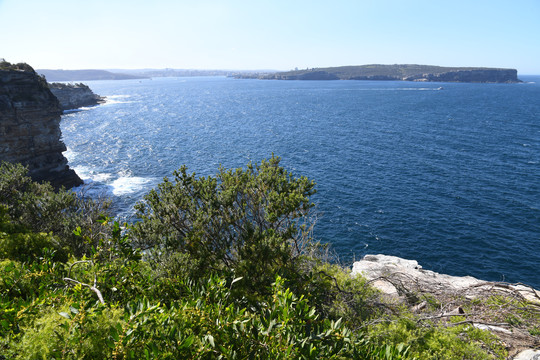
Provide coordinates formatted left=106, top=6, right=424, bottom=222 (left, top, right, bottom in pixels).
left=1, top=0, right=539, bottom=74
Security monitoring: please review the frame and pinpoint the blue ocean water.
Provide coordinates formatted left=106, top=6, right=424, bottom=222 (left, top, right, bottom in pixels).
left=61, top=76, right=540, bottom=288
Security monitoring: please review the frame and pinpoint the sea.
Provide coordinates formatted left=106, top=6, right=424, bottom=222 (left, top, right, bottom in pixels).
left=60, top=76, right=540, bottom=289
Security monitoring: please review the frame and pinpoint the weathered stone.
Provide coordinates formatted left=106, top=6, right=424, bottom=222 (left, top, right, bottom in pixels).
left=0, top=63, right=82, bottom=188
left=351, top=254, right=540, bottom=303
left=48, top=82, right=105, bottom=110
left=513, top=349, right=540, bottom=360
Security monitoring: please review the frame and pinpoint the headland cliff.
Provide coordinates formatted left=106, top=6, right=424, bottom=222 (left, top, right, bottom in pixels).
left=0, top=61, right=82, bottom=188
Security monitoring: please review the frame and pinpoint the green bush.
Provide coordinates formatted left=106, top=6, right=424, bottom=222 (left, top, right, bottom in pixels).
left=0, top=161, right=110, bottom=257
left=14, top=303, right=123, bottom=360
left=10, top=275, right=409, bottom=359
left=3, top=158, right=521, bottom=359
left=366, top=315, right=507, bottom=359
left=132, top=155, right=316, bottom=296
left=0, top=205, right=67, bottom=262
left=300, top=262, right=384, bottom=325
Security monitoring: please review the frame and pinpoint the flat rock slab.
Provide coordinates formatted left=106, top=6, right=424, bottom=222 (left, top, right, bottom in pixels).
left=351, top=254, right=540, bottom=303
left=513, top=349, right=540, bottom=360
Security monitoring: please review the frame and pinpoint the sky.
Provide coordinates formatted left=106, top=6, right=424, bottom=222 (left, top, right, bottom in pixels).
left=1, top=0, right=539, bottom=74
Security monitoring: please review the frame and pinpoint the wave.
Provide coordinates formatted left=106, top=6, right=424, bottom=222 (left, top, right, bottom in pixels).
left=64, top=147, right=77, bottom=161
left=103, top=99, right=134, bottom=105
left=103, top=94, right=135, bottom=105
left=110, top=176, right=152, bottom=196
left=70, top=171, right=153, bottom=199
left=106, top=95, right=131, bottom=99
left=71, top=166, right=113, bottom=185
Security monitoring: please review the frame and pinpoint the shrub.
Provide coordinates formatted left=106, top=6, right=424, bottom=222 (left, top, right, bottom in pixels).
left=131, top=155, right=316, bottom=295
left=0, top=161, right=110, bottom=257
left=14, top=303, right=123, bottom=360
left=0, top=205, right=67, bottom=262
left=366, top=315, right=507, bottom=359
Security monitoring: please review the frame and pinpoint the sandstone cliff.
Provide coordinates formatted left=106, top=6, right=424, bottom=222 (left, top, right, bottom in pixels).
left=49, top=82, right=105, bottom=110
left=0, top=61, right=82, bottom=188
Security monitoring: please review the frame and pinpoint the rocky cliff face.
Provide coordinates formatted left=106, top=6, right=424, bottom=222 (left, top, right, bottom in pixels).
left=48, top=82, right=105, bottom=110
left=0, top=62, right=82, bottom=188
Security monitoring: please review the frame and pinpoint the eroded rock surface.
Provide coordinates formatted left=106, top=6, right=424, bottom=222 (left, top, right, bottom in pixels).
left=0, top=62, right=82, bottom=188
left=352, top=254, right=540, bottom=302
left=49, top=82, right=105, bottom=110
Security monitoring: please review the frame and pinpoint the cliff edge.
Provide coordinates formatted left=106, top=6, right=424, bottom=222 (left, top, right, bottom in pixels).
left=0, top=61, right=82, bottom=189
left=49, top=82, right=105, bottom=110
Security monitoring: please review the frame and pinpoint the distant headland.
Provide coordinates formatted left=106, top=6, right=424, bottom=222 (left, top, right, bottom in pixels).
left=37, top=69, right=148, bottom=82
left=234, top=64, right=521, bottom=83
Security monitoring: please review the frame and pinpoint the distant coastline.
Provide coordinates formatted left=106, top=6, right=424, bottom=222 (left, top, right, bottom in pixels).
left=36, top=64, right=522, bottom=84
left=234, top=64, right=522, bottom=84
left=37, top=69, right=148, bottom=82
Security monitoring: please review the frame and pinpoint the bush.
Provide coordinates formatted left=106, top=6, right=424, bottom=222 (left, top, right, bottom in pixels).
left=366, top=315, right=507, bottom=359
left=14, top=303, right=123, bottom=360
left=132, top=155, right=316, bottom=295
left=0, top=161, right=110, bottom=257
left=0, top=205, right=67, bottom=262
left=299, top=262, right=384, bottom=326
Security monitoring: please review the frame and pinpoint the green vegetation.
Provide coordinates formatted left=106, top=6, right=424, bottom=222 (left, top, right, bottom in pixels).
left=48, top=82, right=92, bottom=90
left=1, top=158, right=533, bottom=358
left=0, top=60, right=34, bottom=72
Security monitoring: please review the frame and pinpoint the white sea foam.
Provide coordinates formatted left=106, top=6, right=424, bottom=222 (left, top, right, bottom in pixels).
left=103, top=99, right=134, bottom=105
left=110, top=176, right=152, bottom=196
left=71, top=166, right=112, bottom=183
left=103, top=94, right=134, bottom=105
left=71, top=165, right=92, bottom=180
left=107, top=95, right=131, bottom=99
left=64, top=147, right=77, bottom=161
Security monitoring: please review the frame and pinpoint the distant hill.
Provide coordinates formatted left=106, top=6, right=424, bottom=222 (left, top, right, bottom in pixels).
left=37, top=69, right=148, bottom=82
left=236, top=64, right=521, bottom=83
left=111, top=68, right=276, bottom=78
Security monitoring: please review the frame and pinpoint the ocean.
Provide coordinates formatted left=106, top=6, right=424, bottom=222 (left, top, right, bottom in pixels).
left=60, top=76, right=540, bottom=288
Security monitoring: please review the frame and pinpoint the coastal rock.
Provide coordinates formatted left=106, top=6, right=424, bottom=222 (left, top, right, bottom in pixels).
left=513, top=349, right=540, bottom=360
left=351, top=254, right=540, bottom=303
left=0, top=61, right=82, bottom=188
left=49, top=82, right=105, bottom=110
